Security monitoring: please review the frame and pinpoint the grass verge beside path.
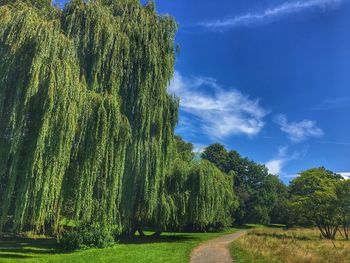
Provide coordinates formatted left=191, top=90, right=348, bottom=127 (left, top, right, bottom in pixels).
left=0, top=229, right=238, bottom=263
left=230, top=227, right=350, bottom=263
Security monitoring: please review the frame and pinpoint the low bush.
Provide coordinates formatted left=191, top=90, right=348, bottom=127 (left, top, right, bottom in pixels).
left=59, top=226, right=115, bottom=250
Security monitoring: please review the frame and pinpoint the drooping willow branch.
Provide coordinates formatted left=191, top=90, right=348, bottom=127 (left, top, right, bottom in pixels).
left=0, top=0, right=177, bottom=235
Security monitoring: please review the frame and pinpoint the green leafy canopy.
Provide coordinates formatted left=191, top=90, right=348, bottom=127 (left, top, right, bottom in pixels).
left=0, top=0, right=178, bottom=235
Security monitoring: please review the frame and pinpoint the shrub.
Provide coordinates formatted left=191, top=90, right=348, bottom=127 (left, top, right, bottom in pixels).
left=59, top=226, right=115, bottom=250
left=60, top=231, right=82, bottom=250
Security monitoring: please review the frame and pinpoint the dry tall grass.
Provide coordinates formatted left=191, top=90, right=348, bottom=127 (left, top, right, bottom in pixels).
left=232, top=228, right=350, bottom=263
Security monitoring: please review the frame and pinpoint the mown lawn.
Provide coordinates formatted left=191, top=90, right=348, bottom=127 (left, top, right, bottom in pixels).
left=230, top=227, right=350, bottom=263
left=0, top=229, right=238, bottom=263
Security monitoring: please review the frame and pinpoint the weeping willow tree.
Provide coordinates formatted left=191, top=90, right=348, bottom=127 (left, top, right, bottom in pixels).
left=0, top=0, right=177, bottom=235
left=186, top=161, right=238, bottom=230
left=160, top=137, right=239, bottom=232
left=160, top=159, right=238, bottom=232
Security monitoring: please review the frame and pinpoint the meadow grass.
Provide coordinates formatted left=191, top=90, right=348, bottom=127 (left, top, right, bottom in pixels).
left=230, top=227, right=350, bottom=263
left=0, top=229, right=238, bottom=263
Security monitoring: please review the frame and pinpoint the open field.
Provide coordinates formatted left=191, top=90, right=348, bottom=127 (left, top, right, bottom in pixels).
left=0, top=229, right=238, bottom=263
left=230, top=227, right=350, bottom=263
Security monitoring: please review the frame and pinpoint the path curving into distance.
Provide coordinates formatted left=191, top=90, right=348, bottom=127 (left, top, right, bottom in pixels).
left=190, top=230, right=247, bottom=263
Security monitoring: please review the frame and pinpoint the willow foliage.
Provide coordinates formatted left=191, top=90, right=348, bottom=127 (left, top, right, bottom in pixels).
left=0, top=0, right=177, bottom=235
left=163, top=159, right=238, bottom=231
left=186, top=161, right=238, bottom=230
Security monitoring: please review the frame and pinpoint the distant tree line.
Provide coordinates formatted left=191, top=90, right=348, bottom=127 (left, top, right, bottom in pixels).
left=201, top=143, right=287, bottom=225
left=198, top=142, right=350, bottom=240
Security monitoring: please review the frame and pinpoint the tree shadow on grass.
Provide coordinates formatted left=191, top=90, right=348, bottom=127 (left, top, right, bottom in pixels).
left=119, top=234, right=198, bottom=245
left=0, top=237, right=67, bottom=259
left=0, top=253, right=33, bottom=259
left=234, top=225, right=257, bottom=230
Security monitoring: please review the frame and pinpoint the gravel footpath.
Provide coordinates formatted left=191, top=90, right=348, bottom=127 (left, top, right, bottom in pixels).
left=189, top=231, right=247, bottom=263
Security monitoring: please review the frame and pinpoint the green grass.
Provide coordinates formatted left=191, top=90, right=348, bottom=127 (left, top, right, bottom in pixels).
left=230, top=243, right=271, bottom=263
left=0, top=229, right=238, bottom=263
left=230, top=227, right=350, bottom=263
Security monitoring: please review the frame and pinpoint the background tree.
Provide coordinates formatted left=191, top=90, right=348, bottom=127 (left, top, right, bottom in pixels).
left=174, top=135, right=194, bottom=162
left=289, top=167, right=342, bottom=239
left=268, top=176, right=289, bottom=224
left=337, top=179, right=350, bottom=239
left=162, top=137, right=239, bottom=232
left=201, top=144, right=286, bottom=225
left=201, top=144, right=230, bottom=172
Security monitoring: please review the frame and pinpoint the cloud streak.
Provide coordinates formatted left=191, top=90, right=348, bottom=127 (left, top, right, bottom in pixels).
left=266, top=146, right=289, bottom=175
left=169, top=71, right=269, bottom=140
left=340, top=172, right=350, bottom=179
left=266, top=146, right=308, bottom=176
left=274, top=114, right=323, bottom=143
left=317, top=140, right=350, bottom=146
left=312, top=97, right=350, bottom=111
left=200, top=0, right=343, bottom=30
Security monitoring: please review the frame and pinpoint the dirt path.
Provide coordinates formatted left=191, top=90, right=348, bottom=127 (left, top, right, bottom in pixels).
left=189, top=230, right=247, bottom=263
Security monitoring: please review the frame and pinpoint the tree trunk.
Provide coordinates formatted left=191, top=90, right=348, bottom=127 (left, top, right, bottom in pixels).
left=137, top=228, right=145, bottom=237
left=343, top=225, right=349, bottom=240
left=151, top=231, right=162, bottom=237
left=318, top=225, right=338, bottom=240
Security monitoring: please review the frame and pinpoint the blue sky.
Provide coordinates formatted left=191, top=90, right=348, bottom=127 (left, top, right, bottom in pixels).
left=57, top=0, right=350, bottom=182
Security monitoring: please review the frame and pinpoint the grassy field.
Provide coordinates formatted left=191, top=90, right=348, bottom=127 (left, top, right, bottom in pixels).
left=0, top=229, right=238, bottom=263
left=230, top=227, right=350, bottom=263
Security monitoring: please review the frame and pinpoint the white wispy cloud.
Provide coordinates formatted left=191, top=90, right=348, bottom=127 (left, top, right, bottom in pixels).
left=193, top=143, right=207, bottom=153
left=274, top=114, right=323, bottom=143
left=200, top=0, right=343, bottom=30
left=312, top=97, right=350, bottom=110
left=339, top=172, right=350, bottom=179
left=169, top=71, right=269, bottom=139
left=266, top=145, right=308, bottom=176
left=266, top=159, right=286, bottom=175
left=316, top=140, right=350, bottom=146
left=53, top=0, right=64, bottom=8
left=284, top=173, right=300, bottom=178
left=266, top=146, right=289, bottom=175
